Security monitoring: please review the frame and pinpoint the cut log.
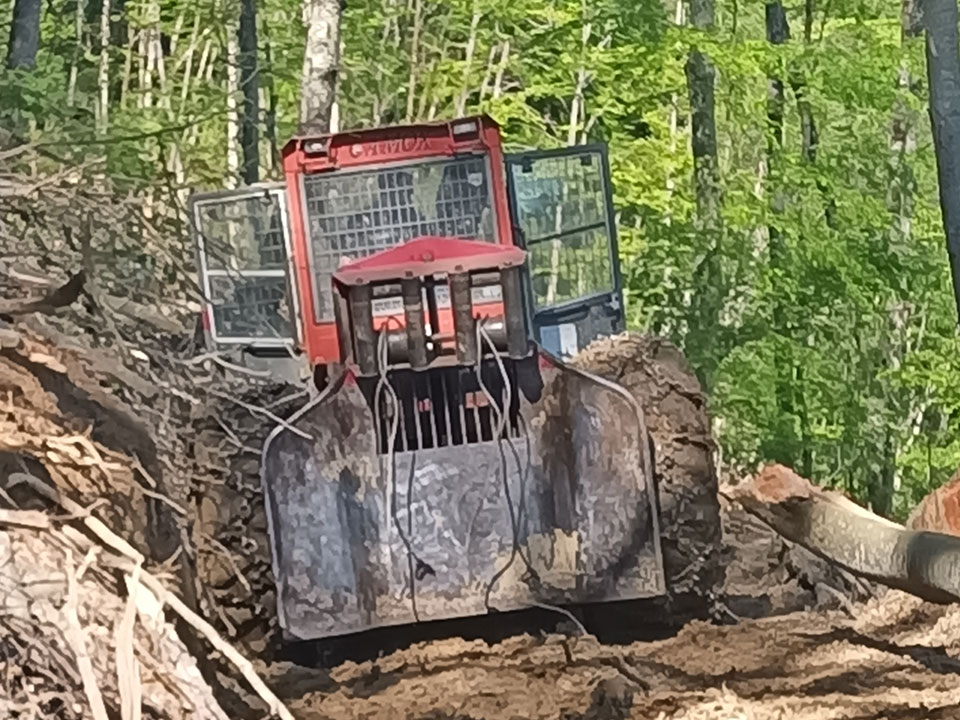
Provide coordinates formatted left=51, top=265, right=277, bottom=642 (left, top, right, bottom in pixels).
left=729, top=464, right=960, bottom=604
left=907, top=468, right=960, bottom=536
left=573, top=333, right=724, bottom=618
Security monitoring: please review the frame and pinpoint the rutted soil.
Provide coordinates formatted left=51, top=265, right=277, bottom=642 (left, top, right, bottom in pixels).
left=272, top=590, right=960, bottom=719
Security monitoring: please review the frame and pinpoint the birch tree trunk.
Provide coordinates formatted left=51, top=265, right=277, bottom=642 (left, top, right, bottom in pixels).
left=67, top=0, right=86, bottom=107
left=96, top=0, right=111, bottom=133
left=492, top=39, right=510, bottom=99
left=922, top=0, right=960, bottom=324
left=664, top=0, right=686, bottom=224
left=239, top=0, right=260, bottom=185
left=226, top=11, right=241, bottom=189
left=404, top=0, right=424, bottom=122
left=455, top=5, right=482, bottom=116
left=6, top=0, right=42, bottom=70
left=138, top=0, right=161, bottom=110
left=567, top=20, right=591, bottom=146
left=300, top=0, right=342, bottom=134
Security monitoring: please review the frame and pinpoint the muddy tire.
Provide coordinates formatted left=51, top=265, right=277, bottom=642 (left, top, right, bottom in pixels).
left=571, top=332, right=724, bottom=622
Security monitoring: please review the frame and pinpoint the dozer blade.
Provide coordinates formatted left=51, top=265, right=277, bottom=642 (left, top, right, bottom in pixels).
left=261, top=352, right=665, bottom=641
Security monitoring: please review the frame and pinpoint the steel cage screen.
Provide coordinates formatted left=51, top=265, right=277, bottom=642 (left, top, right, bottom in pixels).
left=507, top=149, right=616, bottom=311
left=191, top=186, right=299, bottom=346
left=300, top=154, right=499, bottom=323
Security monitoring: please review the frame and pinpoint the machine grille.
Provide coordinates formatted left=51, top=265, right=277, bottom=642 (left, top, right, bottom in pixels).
left=301, top=155, right=497, bottom=322
left=207, top=275, right=292, bottom=340
left=368, top=364, right=522, bottom=454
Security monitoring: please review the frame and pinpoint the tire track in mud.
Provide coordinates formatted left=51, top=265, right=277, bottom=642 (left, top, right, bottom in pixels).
left=274, top=595, right=960, bottom=720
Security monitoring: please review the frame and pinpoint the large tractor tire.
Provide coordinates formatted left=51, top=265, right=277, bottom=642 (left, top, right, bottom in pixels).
left=571, top=332, right=725, bottom=623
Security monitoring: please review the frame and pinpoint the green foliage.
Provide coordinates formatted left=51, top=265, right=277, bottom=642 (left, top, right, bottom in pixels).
left=3, top=0, right=959, bottom=519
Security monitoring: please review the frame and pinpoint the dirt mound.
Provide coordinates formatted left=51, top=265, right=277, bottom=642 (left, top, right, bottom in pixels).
left=280, top=594, right=960, bottom=719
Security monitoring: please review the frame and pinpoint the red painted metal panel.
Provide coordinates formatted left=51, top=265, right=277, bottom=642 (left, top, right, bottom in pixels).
left=333, top=237, right=525, bottom=286
left=281, top=115, right=518, bottom=367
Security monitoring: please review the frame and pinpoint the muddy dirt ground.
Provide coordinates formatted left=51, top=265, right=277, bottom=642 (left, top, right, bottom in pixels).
left=255, top=587, right=959, bottom=720
left=242, top=498, right=957, bottom=720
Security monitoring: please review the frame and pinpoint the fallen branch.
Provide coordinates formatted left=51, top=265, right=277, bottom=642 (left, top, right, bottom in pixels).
left=12, top=472, right=295, bottom=720
left=729, top=464, right=960, bottom=604
left=7, top=471, right=146, bottom=565
left=64, top=548, right=111, bottom=720
left=210, top=389, right=311, bottom=440
left=115, top=563, right=143, bottom=720
left=0, top=508, right=51, bottom=529
left=0, top=270, right=87, bottom=316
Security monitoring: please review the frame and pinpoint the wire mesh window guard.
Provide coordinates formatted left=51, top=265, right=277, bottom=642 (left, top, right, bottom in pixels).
left=302, top=155, right=497, bottom=322
left=194, top=188, right=294, bottom=344
left=509, top=151, right=614, bottom=309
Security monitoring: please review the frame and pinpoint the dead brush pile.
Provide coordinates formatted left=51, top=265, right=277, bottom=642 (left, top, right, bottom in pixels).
left=0, top=148, right=301, bottom=718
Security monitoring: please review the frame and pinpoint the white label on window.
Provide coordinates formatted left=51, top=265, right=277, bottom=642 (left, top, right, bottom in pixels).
left=467, top=172, right=484, bottom=187
left=559, top=323, right=579, bottom=357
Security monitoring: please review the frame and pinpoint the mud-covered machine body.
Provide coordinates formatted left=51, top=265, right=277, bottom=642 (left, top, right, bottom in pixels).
left=190, top=115, right=666, bottom=641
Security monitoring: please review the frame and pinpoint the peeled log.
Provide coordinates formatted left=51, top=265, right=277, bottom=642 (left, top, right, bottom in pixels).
left=730, top=464, right=960, bottom=604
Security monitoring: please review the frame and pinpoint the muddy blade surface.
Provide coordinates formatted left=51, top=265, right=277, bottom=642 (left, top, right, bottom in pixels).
left=262, top=358, right=665, bottom=641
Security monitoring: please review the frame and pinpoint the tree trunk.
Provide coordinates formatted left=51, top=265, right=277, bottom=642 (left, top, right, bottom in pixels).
left=478, top=41, right=498, bottom=104
left=790, top=0, right=837, bottom=228
left=731, top=464, right=960, bottom=603
left=922, top=0, right=960, bottom=323
left=567, top=20, right=591, bottom=146
left=404, top=0, right=424, bottom=122
left=238, top=0, right=260, bottom=185
left=492, top=40, right=510, bottom=99
left=96, top=0, right=111, bottom=132
left=871, top=7, right=925, bottom=516
left=67, top=0, right=86, bottom=107
left=263, top=22, right=279, bottom=172
left=226, top=14, right=241, bottom=189
left=6, top=0, right=42, bottom=70
left=684, top=0, right=724, bottom=391
left=454, top=5, right=481, bottom=116
left=762, top=1, right=800, bottom=469
left=109, top=0, right=129, bottom=104
left=300, top=0, right=342, bottom=134
left=665, top=0, right=686, bottom=224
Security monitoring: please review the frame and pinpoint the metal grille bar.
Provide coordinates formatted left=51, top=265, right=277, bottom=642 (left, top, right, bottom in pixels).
left=302, top=156, right=497, bottom=322
left=373, top=367, right=522, bottom=454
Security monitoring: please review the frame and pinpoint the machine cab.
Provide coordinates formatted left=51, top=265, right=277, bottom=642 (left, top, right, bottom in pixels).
left=189, top=115, right=624, bottom=371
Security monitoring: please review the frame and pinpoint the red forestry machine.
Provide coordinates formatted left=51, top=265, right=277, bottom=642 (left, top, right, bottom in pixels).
left=189, top=115, right=721, bottom=643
